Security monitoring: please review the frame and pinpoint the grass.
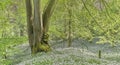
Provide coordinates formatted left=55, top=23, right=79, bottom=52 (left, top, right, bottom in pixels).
left=87, top=58, right=101, bottom=64
left=0, top=37, right=28, bottom=50
left=0, top=36, right=28, bottom=65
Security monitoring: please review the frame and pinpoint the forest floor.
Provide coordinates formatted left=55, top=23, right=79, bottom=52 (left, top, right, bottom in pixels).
left=1, top=38, right=120, bottom=65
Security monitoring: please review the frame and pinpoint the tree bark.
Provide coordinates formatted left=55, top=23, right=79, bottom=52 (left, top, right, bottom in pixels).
left=68, top=8, right=72, bottom=47
left=43, top=0, right=57, bottom=33
left=25, top=0, right=34, bottom=51
left=41, top=0, right=57, bottom=50
left=25, top=0, right=57, bottom=54
left=32, top=0, right=41, bottom=53
left=66, top=1, right=72, bottom=47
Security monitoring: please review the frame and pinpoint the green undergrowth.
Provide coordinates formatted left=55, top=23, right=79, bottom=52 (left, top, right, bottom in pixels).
left=1, top=39, right=120, bottom=65
left=15, top=48, right=120, bottom=65
left=0, top=36, right=28, bottom=65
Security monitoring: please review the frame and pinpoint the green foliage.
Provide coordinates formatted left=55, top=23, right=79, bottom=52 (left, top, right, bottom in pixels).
left=0, top=0, right=120, bottom=64
left=0, top=0, right=119, bottom=46
left=0, top=37, right=27, bottom=65
left=33, top=59, right=53, bottom=65
left=38, top=44, right=51, bottom=52
left=0, top=37, right=27, bottom=49
left=87, top=59, right=101, bottom=64
left=48, top=0, right=120, bottom=46
left=0, top=59, right=12, bottom=65
left=0, top=0, right=26, bottom=37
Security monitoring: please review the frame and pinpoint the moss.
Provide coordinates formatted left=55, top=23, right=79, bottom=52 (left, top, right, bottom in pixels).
left=38, top=44, right=51, bottom=52
left=31, top=46, right=38, bottom=54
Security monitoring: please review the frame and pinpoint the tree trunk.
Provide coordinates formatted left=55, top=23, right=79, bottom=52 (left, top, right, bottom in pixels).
left=25, top=0, right=57, bottom=54
left=25, top=0, right=34, bottom=51
left=68, top=9, right=72, bottom=47
left=43, top=0, right=57, bottom=33
left=67, top=1, right=72, bottom=47
left=41, top=0, right=57, bottom=51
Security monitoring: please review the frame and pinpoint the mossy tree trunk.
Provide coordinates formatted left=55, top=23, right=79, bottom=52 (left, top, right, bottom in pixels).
left=25, top=0, right=57, bottom=54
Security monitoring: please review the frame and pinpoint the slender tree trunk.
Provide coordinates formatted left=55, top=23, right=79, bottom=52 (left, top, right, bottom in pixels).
left=43, top=0, right=56, bottom=33
left=67, top=1, right=72, bottom=47
left=64, top=18, right=67, bottom=40
left=41, top=0, right=57, bottom=49
left=68, top=9, right=72, bottom=47
left=25, top=0, right=34, bottom=52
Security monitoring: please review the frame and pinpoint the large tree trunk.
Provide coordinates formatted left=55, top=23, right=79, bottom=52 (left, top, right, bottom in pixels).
left=25, top=0, right=57, bottom=54
left=32, top=0, right=41, bottom=53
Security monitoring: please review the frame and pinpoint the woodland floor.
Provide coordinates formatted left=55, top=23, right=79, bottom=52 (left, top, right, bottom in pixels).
left=1, top=38, right=120, bottom=65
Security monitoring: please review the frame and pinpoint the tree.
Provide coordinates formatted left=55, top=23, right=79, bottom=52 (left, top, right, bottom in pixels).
left=25, top=0, right=57, bottom=54
left=65, top=1, right=73, bottom=47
